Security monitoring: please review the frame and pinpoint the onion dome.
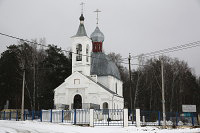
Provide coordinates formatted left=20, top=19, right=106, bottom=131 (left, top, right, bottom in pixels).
left=79, top=14, right=84, bottom=21
left=90, top=26, right=104, bottom=42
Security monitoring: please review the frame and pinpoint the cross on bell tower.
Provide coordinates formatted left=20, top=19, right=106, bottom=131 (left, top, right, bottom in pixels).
left=80, top=2, right=85, bottom=14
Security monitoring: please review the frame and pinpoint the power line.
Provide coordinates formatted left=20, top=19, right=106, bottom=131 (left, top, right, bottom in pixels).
left=0, top=32, right=127, bottom=63
left=132, top=41, right=200, bottom=59
left=1, top=32, right=199, bottom=67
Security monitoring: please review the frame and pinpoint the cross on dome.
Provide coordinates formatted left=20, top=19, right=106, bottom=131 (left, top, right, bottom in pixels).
left=94, top=9, right=101, bottom=26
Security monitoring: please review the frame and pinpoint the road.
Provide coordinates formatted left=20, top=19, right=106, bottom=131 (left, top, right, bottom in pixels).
left=1, top=120, right=200, bottom=133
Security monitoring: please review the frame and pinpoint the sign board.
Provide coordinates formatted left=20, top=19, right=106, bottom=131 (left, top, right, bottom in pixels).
left=182, top=105, right=196, bottom=112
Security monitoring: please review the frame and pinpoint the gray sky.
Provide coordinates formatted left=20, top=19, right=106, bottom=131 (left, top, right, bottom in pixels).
left=0, top=0, right=200, bottom=76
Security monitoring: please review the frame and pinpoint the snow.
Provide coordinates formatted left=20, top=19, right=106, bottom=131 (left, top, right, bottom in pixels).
left=0, top=120, right=200, bottom=133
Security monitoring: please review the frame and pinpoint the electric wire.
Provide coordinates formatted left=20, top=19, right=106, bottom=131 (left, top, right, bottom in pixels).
left=132, top=41, right=200, bottom=59
left=0, top=32, right=127, bottom=63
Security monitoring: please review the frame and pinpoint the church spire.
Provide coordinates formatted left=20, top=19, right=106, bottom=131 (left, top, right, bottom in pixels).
left=75, top=2, right=87, bottom=37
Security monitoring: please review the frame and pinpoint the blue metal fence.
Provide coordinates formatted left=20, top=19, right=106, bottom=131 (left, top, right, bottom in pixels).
left=0, top=109, right=199, bottom=127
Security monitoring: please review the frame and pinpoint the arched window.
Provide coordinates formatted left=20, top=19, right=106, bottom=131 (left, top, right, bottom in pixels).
left=86, top=45, right=89, bottom=62
left=103, top=102, right=108, bottom=109
left=76, top=44, right=82, bottom=61
left=103, top=102, right=108, bottom=114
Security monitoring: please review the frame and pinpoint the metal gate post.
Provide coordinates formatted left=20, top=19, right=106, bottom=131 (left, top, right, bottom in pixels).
left=3, top=111, right=5, bottom=120
left=10, top=111, right=11, bottom=120
left=50, top=109, right=52, bottom=122
left=23, top=110, right=26, bottom=120
left=32, top=110, right=34, bottom=120
left=62, top=110, right=64, bottom=123
left=40, top=110, right=42, bottom=122
left=16, top=111, right=18, bottom=121
left=192, top=113, right=194, bottom=126
left=74, top=109, right=76, bottom=125
left=158, top=111, right=161, bottom=126
left=176, top=112, right=178, bottom=126
left=108, top=110, right=109, bottom=126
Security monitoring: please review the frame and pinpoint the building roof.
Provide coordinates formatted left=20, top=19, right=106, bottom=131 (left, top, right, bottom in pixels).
left=75, top=23, right=87, bottom=37
left=90, top=52, right=121, bottom=80
left=74, top=14, right=87, bottom=37
left=90, top=26, right=104, bottom=42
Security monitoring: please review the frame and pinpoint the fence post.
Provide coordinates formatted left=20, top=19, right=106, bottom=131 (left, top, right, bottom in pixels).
left=16, top=111, right=18, bottom=121
left=176, top=112, right=178, bottom=126
left=192, top=113, right=194, bottom=126
left=10, top=111, right=11, bottom=120
left=24, top=111, right=26, bottom=120
left=3, top=111, right=5, bottom=120
left=136, top=109, right=140, bottom=127
left=40, top=110, right=42, bottom=122
left=158, top=111, right=161, bottom=126
left=90, top=109, right=94, bottom=127
left=108, top=110, right=110, bottom=126
left=32, top=110, right=34, bottom=120
left=123, top=108, right=128, bottom=127
left=50, top=109, right=52, bottom=122
left=62, top=110, right=64, bottom=123
left=74, top=109, right=76, bottom=125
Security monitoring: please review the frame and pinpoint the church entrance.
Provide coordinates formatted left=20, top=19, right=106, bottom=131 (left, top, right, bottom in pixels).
left=73, top=94, right=82, bottom=109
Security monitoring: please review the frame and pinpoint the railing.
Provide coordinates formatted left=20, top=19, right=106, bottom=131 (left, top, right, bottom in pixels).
left=0, top=109, right=199, bottom=127
left=41, top=109, right=89, bottom=124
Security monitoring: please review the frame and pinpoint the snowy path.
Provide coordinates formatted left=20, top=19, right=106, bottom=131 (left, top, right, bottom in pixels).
left=0, top=120, right=200, bottom=133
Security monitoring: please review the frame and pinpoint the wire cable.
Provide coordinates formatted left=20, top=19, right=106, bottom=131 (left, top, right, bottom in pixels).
left=132, top=41, right=200, bottom=59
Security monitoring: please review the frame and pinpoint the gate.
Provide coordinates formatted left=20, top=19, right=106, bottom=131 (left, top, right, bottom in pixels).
left=94, top=109, right=124, bottom=126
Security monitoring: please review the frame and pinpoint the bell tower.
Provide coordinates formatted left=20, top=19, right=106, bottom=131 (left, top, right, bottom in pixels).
left=71, top=4, right=92, bottom=76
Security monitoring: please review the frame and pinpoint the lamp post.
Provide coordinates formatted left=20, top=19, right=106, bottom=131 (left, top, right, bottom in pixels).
left=21, top=68, right=25, bottom=121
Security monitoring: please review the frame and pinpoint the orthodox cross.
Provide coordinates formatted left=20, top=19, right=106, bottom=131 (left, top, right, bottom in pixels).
left=80, top=2, right=85, bottom=14
left=94, top=9, right=101, bottom=26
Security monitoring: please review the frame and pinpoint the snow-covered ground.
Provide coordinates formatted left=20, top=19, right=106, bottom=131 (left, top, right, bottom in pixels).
left=0, top=120, right=200, bottom=133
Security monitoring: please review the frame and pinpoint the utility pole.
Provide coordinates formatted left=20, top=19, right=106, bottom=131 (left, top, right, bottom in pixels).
left=161, top=59, right=166, bottom=128
left=21, top=67, right=25, bottom=121
left=128, top=53, right=133, bottom=123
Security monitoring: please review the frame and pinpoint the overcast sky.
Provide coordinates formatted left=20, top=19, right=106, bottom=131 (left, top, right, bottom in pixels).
left=0, top=0, right=200, bottom=76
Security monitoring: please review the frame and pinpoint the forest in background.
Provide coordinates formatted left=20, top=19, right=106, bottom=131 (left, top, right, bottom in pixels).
left=0, top=41, right=200, bottom=112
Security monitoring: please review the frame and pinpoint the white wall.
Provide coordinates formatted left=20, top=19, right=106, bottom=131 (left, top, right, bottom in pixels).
left=97, top=76, right=123, bottom=97
left=54, top=72, right=124, bottom=110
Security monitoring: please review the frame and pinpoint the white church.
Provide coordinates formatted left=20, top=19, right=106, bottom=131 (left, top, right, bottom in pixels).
left=54, top=12, right=124, bottom=110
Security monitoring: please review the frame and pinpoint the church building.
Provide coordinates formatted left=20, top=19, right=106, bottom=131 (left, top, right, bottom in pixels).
left=54, top=12, right=124, bottom=110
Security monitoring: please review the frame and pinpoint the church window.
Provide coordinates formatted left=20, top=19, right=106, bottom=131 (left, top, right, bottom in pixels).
left=86, top=45, right=89, bottom=62
left=103, top=102, right=108, bottom=109
left=103, top=102, right=108, bottom=114
left=76, top=44, right=82, bottom=61
left=74, top=79, right=80, bottom=84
